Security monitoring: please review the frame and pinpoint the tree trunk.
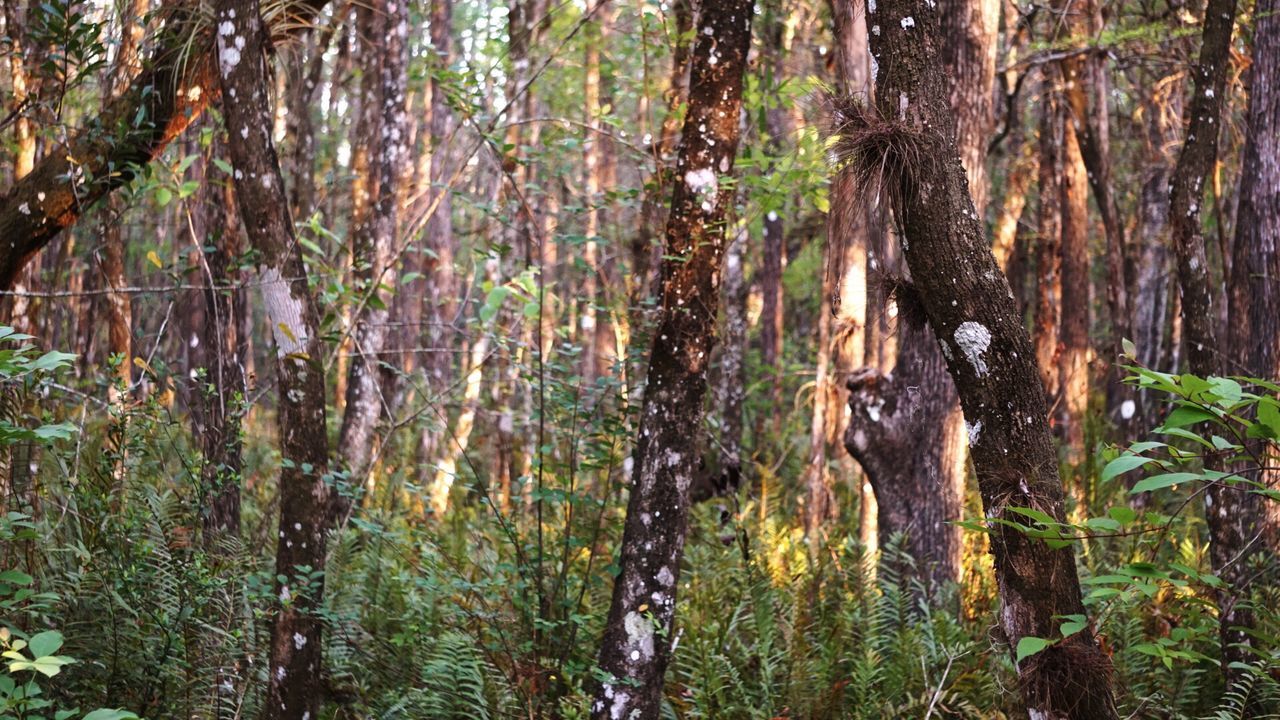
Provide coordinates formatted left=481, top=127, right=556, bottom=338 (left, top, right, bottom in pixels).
left=1223, top=0, right=1280, bottom=687
left=1166, top=0, right=1263, bottom=693
left=334, top=0, right=409, bottom=520
left=845, top=0, right=1118, bottom=713
left=214, top=1, right=332, bottom=716
left=417, top=0, right=458, bottom=465
left=760, top=0, right=790, bottom=396
left=591, top=1, right=752, bottom=716
left=839, top=0, right=992, bottom=587
left=716, top=226, right=748, bottom=485
left=630, top=0, right=691, bottom=323
left=0, top=0, right=332, bottom=290
left=198, top=132, right=246, bottom=542
left=1033, top=87, right=1063, bottom=404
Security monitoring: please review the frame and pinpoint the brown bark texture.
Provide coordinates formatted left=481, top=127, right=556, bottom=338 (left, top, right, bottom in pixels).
left=1165, top=0, right=1269, bottom=693
left=335, top=0, right=409, bottom=518
left=848, top=0, right=1118, bottom=714
left=591, top=1, right=753, bottom=716
left=213, top=0, right=332, bottom=716
left=1223, top=0, right=1280, bottom=683
left=839, top=0, right=993, bottom=587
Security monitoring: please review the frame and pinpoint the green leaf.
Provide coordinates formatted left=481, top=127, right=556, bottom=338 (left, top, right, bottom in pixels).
left=1016, top=636, right=1051, bottom=663
left=1100, top=454, right=1155, bottom=483
left=27, top=631, right=63, bottom=658
left=1130, top=472, right=1203, bottom=494
left=1208, top=376, right=1243, bottom=404
left=83, top=710, right=141, bottom=720
left=1059, top=614, right=1088, bottom=638
left=1107, top=506, right=1137, bottom=525
left=1161, top=405, right=1219, bottom=430
left=154, top=187, right=172, bottom=207
left=28, top=350, right=75, bottom=372
left=1007, top=507, right=1057, bottom=526
left=1256, top=398, right=1280, bottom=439
left=0, top=570, right=34, bottom=586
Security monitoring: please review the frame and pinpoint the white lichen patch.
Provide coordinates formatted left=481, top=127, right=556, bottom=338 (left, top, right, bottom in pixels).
left=259, top=267, right=308, bottom=358
left=965, top=419, right=983, bottom=446
left=684, top=167, right=718, bottom=199
left=219, top=46, right=241, bottom=76
left=954, top=321, right=992, bottom=377
left=622, top=611, right=655, bottom=663
left=657, top=565, right=675, bottom=587
left=1120, top=399, right=1136, bottom=420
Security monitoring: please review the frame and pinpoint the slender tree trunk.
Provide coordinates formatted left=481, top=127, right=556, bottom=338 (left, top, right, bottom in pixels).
left=1223, top=0, right=1280, bottom=688
left=334, top=0, right=408, bottom=519
left=416, top=0, right=457, bottom=465
left=1165, top=0, right=1262, bottom=692
left=991, top=131, right=1036, bottom=273
left=717, top=226, right=748, bottom=484
left=288, top=21, right=337, bottom=225
left=939, top=0, right=999, bottom=213
left=631, top=0, right=691, bottom=322
left=3, top=0, right=38, bottom=333
left=582, top=13, right=606, bottom=385
left=214, top=1, right=332, bottom=716
left=198, top=132, right=246, bottom=542
left=591, top=2, right=752, bottom=716
left=1069, top=19, right=1133, bottom=433
left=845, top=0, right=1118, bottom=713
left=761, top=0, right=790, bottom=393
left=1047, top=4, right=1092, bottom=476
left=1033, top=87, right=1063, bottom=403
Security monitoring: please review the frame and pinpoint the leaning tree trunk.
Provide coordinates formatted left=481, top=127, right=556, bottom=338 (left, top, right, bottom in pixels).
left=214, top=2, right=332, bottom=717
left=590, top=2, right=752, bottom=717
left=842, top=0, right=1118, bottom=714
left=0, top=0, right=332, bottom=291
left=839, top=0, right=994, bottom=589
left=1165, top=0, right=1262, bottom=694
left=1224, top=0, right=1280, bottom=686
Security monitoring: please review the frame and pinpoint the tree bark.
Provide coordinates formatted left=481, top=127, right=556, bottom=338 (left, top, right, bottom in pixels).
left=214, top=1, right=332, bottom=716
left=840, top=0, right=992, bottom=587
left=0, top=0, right=333, bottom=291
left=197, top=132, right=246, bottom=542
left=1166, top=0, right=1263, bottom=693
left=591, top=1, right=752, bottom=716
left=846, top=0, right=1118, bottom=713
left=631, top=0, right=691, bottom=321
left=334, top=0, right=409, bottom=519
left=1223, top=0, right=1280, bottom=687
left=760, top=0, right=790, bottom=390
left=415, top=0, right=458, bottom=465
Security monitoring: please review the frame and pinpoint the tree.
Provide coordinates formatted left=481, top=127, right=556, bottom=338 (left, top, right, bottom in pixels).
left=334, top=0, right=410, bottom=520
left=591, top=1, right=753, bottom=716
left=213, top=0, right=332, bottom=715
left=837, top=0, right=1119, bottom=713
left=840, top=0, right=997, bottom=588
left=1164, top=0, right=1272, bottom=692
left=0, top=0, right=332, bottom=291
left=1223, top=0, right=1280, bottom=685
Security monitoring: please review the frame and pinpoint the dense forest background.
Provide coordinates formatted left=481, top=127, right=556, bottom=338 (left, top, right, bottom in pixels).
left=0, top=0, right=1278, bottom=716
